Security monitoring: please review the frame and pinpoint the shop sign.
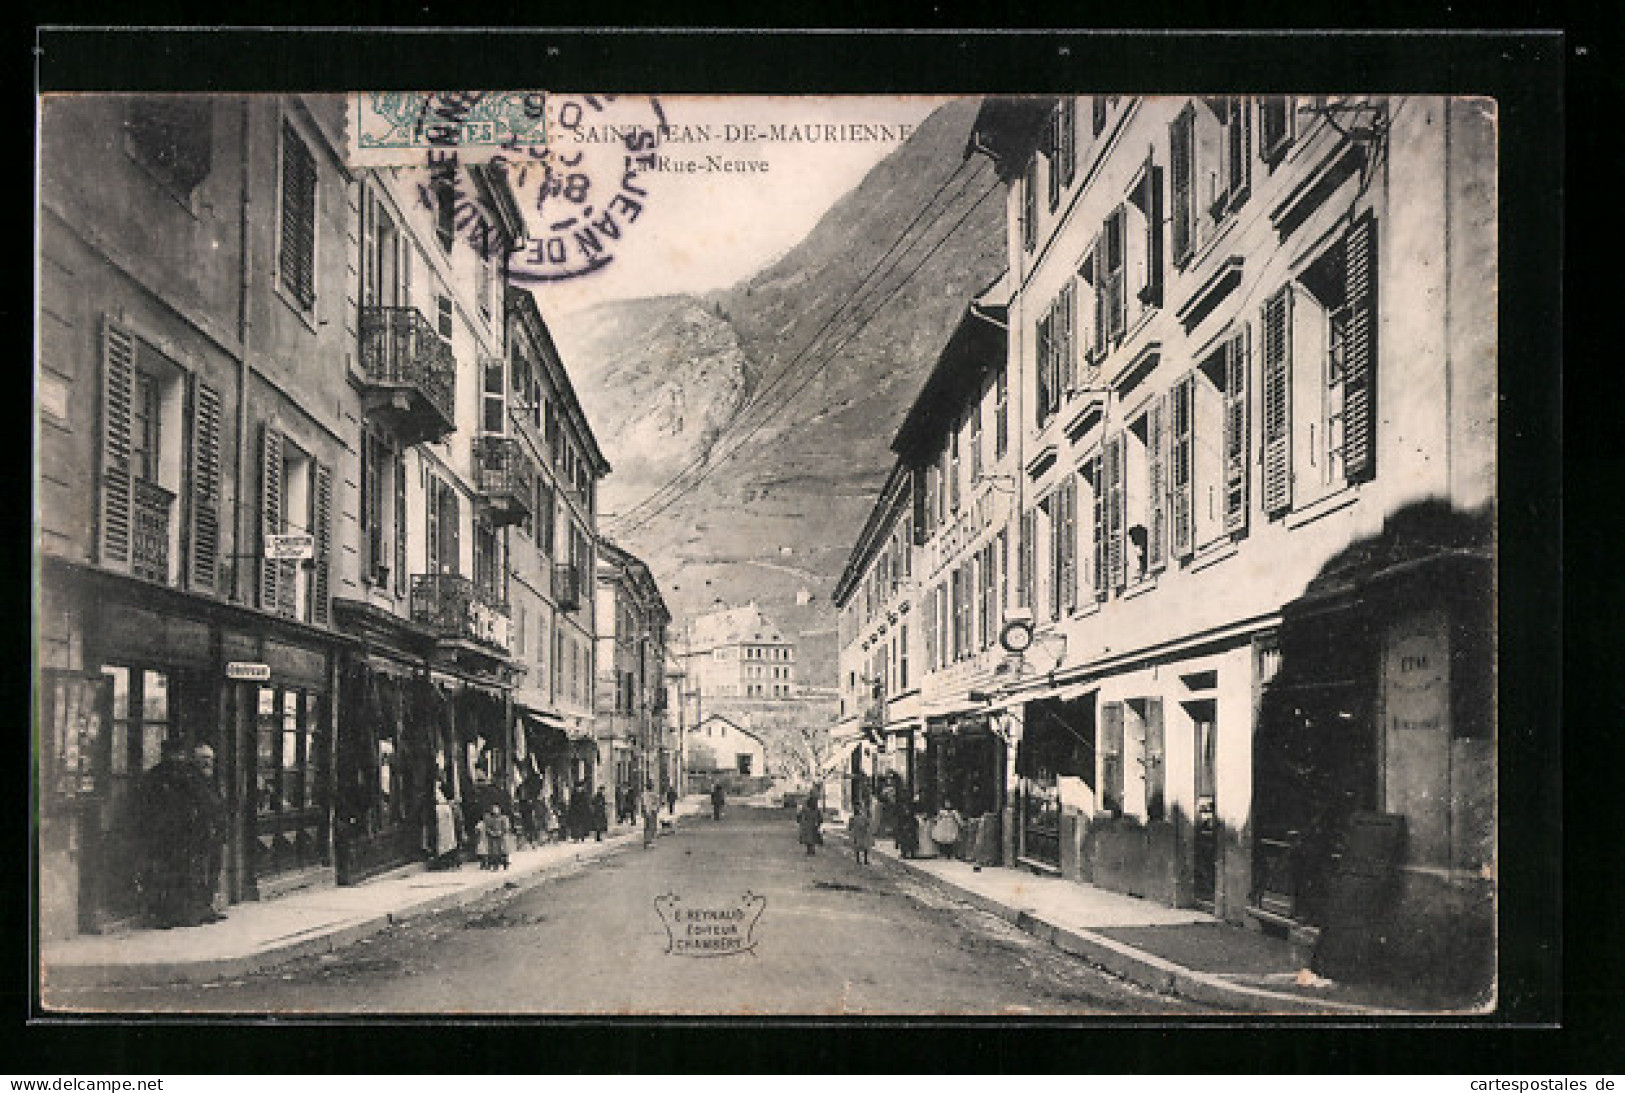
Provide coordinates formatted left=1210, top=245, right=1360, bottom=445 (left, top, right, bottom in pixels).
left=226, top=661, right=272, bottom=681
left=1386, top=614, right=1447, bottom=733
left=265, top=533, right=315, bottom=560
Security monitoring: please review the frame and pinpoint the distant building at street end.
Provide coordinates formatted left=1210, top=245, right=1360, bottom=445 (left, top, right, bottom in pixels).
left=683, top=715, right=770, bottom=797
left=594, top=538, right=672, bottom=798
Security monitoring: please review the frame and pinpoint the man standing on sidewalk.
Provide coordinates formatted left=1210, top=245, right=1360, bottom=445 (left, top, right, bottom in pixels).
left=710, top=782, right=726, bottom=821
left=640, top=780, right=662, bottom=849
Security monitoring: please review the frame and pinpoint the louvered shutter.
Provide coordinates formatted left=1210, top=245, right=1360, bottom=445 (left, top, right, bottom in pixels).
left=426, top=473, right=440, bottom=577
left=394, top=449, right=407, bottom=595
left=1107, top=208, right=1126, bottom=341
left=280, top=123, right=317, bottom=309
left=1035, top=313, right=1052, bottom=425
left=1171, top=374, right=1195, bottom=558
left=1060, top=281, right=1076, bottom=394
left=1170, top=107, right=1195, bottom=266
left=1089, top=234, right=1106, bottom=362
left=1058, top=100, right=1076, bottom=189
left=1261, top=286, right=1294, bottom=516
left=1018, top=508, right=1035, bottom=609
left=258, top=424, right=284, bottom=611
left=1224, top=325, right=1251, bottom=533
left=1147, top=398, right=1167, bottom=571
left=99, top=320, right=136, bottom=572
left=311, top=461, right=332, bottom=625
left=1091, top=454, right=1107, bottom=602
left=1061, top=476, right=1078, bottom=612
left=1144, top=159, right=1164, bottom=307
left=1343, top=214, right=1378, bottom=483
left=1101, top=701, right=1124, bottom=813
left=1106, top=434, right=1125, bottom=591
left=188, top=375, right=222, bottom=594
left=445, top=486, right=461, bottom=576
left=1144, top=698, right=1166, bottom=820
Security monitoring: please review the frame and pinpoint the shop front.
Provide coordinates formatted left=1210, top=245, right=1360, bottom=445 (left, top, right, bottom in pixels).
left=38, top=559, right=343, bottom=937
left=921, top=713, right=1006, bottom=862
left=1017, top=693, right=1096, bottom=875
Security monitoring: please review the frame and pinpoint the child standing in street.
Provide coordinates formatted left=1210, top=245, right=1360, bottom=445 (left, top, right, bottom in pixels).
left=848, top=805, right=873, bottom=866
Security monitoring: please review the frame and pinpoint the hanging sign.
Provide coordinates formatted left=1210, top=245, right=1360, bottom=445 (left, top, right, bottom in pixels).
left=227, top=661, right=272, bottom=681
left=265, top=533, right=315, bottom=560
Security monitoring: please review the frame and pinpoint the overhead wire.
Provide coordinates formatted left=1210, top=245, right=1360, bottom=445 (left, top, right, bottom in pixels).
left=614, top=173, right=1004, bottom=537
left=607, top=155, right=987, bottom=530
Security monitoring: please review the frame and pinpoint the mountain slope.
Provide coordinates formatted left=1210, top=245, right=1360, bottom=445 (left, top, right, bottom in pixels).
left=560, top=98, right=1007, bottom=688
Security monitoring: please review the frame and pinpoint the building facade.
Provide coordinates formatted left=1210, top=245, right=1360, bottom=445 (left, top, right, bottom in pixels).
left=682, top=715, right=769, bottom=797
left=684, top=602, right=798, bottom=701
left=594, top=538, right=672, bottom=799
left=835, top=95, right=1496, bottom=992
left=37, top=94, right=615, bottom=939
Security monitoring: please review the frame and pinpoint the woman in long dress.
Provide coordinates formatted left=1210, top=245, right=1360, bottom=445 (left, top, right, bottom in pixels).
left=797, top=794, right=824, bottom=856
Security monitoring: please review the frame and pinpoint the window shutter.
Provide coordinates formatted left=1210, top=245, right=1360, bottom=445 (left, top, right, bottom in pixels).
left=1224, top=325, right=1251, bottom=533
left=188, top=375, right=223, bottom=594
left=98, top=320, right=136, bottom=572
left=1022, top=158, right=1038, bottom=252
left=258, top=424, right=284, bottom=611
left=1061, top=476, right=1078, bottom=612
left=426, top=473, right=440, bottom=575
left=1088, top=233, right=1106, bottom=361
left=311, top=460, right=332, bottom=625
left=1101, top=701, right=1124, bottom=813
left=1343, top=213, right=1378, bottom=483
left=1147, top=398, right=1167, bottom=571
left=280, top=123, right=317, bottom=309
left=1261, top=286, right=1294, bottom=516
left=1046, top=109, right=1061, bottom=212
left=1171, top=374, right=1195, bottom=559
left=1058, top=100, right=1076, bottom=189
left=1060, top=280, right=1076, bottom=394
left=1035, top=313, right=1052, bottom=425
left=1170, top=107, right=1195, bottom=266
left=446, top=487, right=461, bottom=575
left=1106, top=434, right=1125, bottom=591
left=1144, top=159, right=1164, bottom=307
left=1018, top=508, right=1035, bottom=609
left=394, top=449, right=407, bottom=595
left=1091, top=454, right=1107, bottom=602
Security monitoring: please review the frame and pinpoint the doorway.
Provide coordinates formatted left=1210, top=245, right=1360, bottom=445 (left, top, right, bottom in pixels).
left=1190, top=701, right=1218, bottom=911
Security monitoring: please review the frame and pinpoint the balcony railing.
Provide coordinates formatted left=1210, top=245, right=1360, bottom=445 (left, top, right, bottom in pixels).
left=358, top=306, right=457, bottom=445
left=552, top=563, right=582, bottom=612
left=131, top=477, right=175, bottom=583
left=410, top=573, right=511, bottom=651
left=472, top=435, right=536, bottom=527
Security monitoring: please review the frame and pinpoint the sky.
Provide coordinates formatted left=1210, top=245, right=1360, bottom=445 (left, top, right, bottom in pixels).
left=514, top=95, right=952, bottom=320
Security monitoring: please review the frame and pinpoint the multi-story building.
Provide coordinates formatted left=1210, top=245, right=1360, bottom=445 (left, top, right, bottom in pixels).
left=967, top=94, right=1496, bottom=990
left=594, top=538, right=671, bottom=800
left=684, top=601, right=798, bottom=701
left=38, top=94, right=359, bottom=934
left=503, top=287, right=610, bottom=811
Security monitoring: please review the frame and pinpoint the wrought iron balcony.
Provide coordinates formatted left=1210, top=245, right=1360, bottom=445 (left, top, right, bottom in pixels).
left=410, top=573, right=511, bottom=651
left=358, top=306, right=457, bottom=446
left=472, top=434, right=536, bottom=527
left=131, top=476, right=175, bottom=583
left=552, top=563, right=582, bottom=613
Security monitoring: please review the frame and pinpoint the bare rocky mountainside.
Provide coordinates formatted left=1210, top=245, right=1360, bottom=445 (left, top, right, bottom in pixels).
left=554, top=98, right=1006, bottom=691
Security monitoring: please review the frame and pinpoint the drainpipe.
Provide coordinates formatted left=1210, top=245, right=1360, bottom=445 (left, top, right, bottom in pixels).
left=234, top=97, right=253, bottom=606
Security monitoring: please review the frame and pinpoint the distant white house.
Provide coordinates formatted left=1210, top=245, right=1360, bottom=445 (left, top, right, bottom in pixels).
left=685, top=715, right=768, bottom=782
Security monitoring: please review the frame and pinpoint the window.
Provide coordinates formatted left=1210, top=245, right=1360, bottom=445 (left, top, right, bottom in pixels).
left=258, top=425, right=331, bottom=625
left=1091, top=96, right=1110, bottom=137
left=536, top=479, right=556, bottom=557
left=1170, top=99, right=1248, bottom=265
left=994, top=364, right=1009, bottom=458
left=1127, top=157, right=1165, bottom=315
left=1264, top=215, right=1378, bottom=515
left=1018, top=508, right=1035, bottom=610
left=125, top=96, right=212, bottom=197
left=970, top=396, right=984, bottom=482
left=948, top=420, right=961, bottom=514
left=361, top=430, right=388, bottom=582
left=1169, top=105, right=1198, bottom=267
left=1056, top=475, right=1078, bottom=614
left=1259, top=96, right=1295, bottom=165
left=1021, top=155, right=1039, bottom=253
left=1177, top=327, right=1250, bottom=554
left=482, top=357, right=506, bottom=435
left=1036, top=284, right=1074, bottom=426
left=473, top=516, right=504, bottom=606
left=1100, top=701, right=1124, bottom=814
left=898, top=623, right=909, bottom=690
left=278, top=122, right=318, bottom=310
left=477, top=229, right=496, bottom=321
left=1101, top=435, right=1126, bottom=593
left=1046, top=100, right=1076, bottom=209
left=980, top=540, right=998, bottom=648
left=362, top=187, right=405, bottom=309
left=436, top=294, right=453, bottom=339
left=1077, top=461, right=1101, bottom=604
left=425, top=475, right=461, bottom=576
left=434, top=172, right=456, bottom=253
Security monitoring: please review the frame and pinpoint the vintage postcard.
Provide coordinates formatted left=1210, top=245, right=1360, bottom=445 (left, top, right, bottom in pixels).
left=35, top=83, right=1500, bottom=1018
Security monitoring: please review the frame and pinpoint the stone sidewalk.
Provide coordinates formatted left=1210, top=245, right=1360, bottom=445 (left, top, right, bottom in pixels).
left=845, top=836, right=1485, bottom=1016
left=41, top=799, right=704, bottom=992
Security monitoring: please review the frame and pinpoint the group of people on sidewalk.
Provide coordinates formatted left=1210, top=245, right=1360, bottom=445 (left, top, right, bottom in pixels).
left=483, top=780, right=684, bottom=864
left=791, top=789, right=970, bottom=867
left=137, top=739, right=227, bottom=929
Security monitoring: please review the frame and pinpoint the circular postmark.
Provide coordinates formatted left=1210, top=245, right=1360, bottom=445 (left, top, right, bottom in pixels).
left=402, top=92, right=667, bottom=284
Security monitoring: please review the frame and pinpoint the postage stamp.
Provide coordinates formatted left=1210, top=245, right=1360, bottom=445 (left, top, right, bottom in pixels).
left=347, top=90, right=548, bottom=167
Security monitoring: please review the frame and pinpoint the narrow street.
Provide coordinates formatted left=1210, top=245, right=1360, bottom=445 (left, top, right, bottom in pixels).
left=54, top=807, right=1213, bottom=1015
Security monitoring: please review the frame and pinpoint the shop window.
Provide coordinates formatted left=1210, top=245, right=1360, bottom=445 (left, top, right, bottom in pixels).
left=278, top=121, right=318, bottom=311
left=125, top=96, right=213, bottom=198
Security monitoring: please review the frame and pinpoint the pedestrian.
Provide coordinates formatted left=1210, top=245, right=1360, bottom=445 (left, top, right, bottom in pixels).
left=848, top=804, right=873, bottom=866
left=541, top=788, right=561, bottom=844
left=710, top=782, right=726, bottom=821
left=666, top=785, right=678, bottom=815
left=931, top=800, right=964, bottom=860
left=591, top=787, right=609, bottom=842
left=568, top=781, right=591, bottom=842
left=134, top=738, right=194, bottom=928
left=476, top=804, right=513, bottom=870
left=186, top=744, right=228, bottom=923
left=797, top=793, right=823, bottom=856
left=895, top=795, right=920, bottom=860
left=640, top=780, right=662, bottom=849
